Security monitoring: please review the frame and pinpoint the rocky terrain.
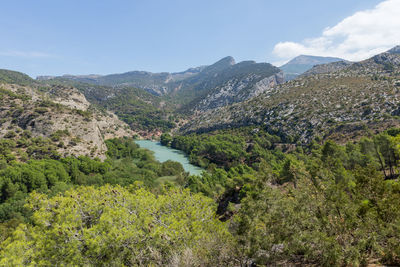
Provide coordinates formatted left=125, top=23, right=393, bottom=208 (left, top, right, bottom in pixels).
left=0, top=70, right=134, bottom=159
left=192, top=70, right=283, bottom=112
left=301, top=60, right=353, bottom=76
left=181, top=47, right=400, bottom=143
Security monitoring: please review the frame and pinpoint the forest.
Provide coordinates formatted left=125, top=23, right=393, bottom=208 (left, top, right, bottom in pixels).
left=0, top=126, right=400, bottom=266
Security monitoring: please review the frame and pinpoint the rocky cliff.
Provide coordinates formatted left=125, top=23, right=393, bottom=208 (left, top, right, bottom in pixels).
left=0, top=72, right=134, bottom=160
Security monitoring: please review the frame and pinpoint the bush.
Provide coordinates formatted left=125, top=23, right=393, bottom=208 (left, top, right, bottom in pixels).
left=0, top=185, right=235, bottom=266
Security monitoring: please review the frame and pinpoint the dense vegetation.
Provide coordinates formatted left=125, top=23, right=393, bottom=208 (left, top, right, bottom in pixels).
left=2, top=124, right=400, bottom=265
left=0, top=185, right=234, bottom=266
left=2, top=49, right=400, bottom=265
left=0, top=138, right=189, bottom=242
left=160, top=127, right=400, bottom=265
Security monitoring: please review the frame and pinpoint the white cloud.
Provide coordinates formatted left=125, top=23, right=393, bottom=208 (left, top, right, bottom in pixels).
left=273, top=0, right=400, bottom=64
left=0, top=50, right=54, bottom=58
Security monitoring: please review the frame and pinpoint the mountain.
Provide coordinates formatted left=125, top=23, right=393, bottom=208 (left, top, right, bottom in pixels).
left=42, top=77, right=176, bottom=136
left=39, top=65, right=208, bottom=96
left=181, top=46, right=400, bottom=143
left=188, top=61, right=283, bottom=112
left=280, top=55, right=345, bottom=80
left=39, top=56, right=282, bottom=111
left=0, top=70, right=134, bottom=159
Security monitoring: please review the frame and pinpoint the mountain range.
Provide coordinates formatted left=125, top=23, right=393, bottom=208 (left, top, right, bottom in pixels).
left=2, top=46, right=398, bottom=154
left=182, top=46, right=400, bottom=143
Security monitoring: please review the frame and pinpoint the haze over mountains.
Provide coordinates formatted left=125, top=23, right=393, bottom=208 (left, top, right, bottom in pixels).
left=38, top=54, right=344, bottom=92
left=279, top=55, right=346, bottom=80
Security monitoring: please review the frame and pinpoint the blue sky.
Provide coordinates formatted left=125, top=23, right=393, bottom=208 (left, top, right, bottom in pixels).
left=0, top=0, right=393, bottom=77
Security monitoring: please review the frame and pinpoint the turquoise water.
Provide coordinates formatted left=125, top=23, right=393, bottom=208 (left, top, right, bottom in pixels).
left=135, top=140, right=204, bottom=176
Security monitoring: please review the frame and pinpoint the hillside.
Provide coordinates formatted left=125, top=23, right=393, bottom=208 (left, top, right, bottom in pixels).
left=43, top=78, right=177, bottom=136
left=301, top=60, right=353, bottom=76
left=189, top=62, right=283, bottom=112
left=0, top=71, right=134, bottom=160
left=280, top=55, right=345, bottom=80
left=181, top=47, right=400, bottom=143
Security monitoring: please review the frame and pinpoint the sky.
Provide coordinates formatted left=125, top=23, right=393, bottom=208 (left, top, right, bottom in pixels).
left=0, top=0, right=398, bottom=77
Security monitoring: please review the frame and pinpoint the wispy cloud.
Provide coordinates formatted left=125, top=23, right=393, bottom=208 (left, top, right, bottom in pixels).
left=0, top=50, right=55, bottom=58
left=272, top=0, right=400, bottom=65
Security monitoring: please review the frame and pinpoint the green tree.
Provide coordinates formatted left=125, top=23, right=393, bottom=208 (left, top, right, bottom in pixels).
left=0, top=185, right=235, bottom=266
left=160, top=133, right=172, bottom=147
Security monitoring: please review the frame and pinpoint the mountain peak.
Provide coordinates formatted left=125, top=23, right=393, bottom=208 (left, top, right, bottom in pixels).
left=387, top=45, right=400, bottom=54
left=279, top=55, right=345, bottom=80
left=215, top=56, right=236, bottom=66
left=200, top=56, right=236, bottom=75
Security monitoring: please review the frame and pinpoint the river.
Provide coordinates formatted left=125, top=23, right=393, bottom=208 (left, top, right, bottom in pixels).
left=134, top=140, right=204, bottom=176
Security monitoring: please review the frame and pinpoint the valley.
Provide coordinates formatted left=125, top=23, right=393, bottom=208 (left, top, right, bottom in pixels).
left=1, top=46, right=400, bottom=266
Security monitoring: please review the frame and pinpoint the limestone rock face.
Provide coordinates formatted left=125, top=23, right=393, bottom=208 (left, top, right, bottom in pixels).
left=193, top=71, right=284, bottom=112
left=0, top=82, right=134, bottom=160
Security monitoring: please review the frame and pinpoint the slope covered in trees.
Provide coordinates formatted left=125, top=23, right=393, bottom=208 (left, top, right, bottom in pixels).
left=2, top=47, right=400, bottom=266
left=2, top=128, right=400, bottom=265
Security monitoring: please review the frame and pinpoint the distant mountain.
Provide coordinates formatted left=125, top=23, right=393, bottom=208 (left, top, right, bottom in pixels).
left=40, top=56, right=282, bottom=110
left=388, top=45, right=400, bottom=54
left=182, top=46, right=400, bottom=143
left=280, top=55, right=345, bottom=80
left=40, top=65, right=209, bottom=96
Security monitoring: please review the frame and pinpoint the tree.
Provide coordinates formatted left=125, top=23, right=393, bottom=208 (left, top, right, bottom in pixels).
left=160, top=133, right=172, bottom=147
left=373, top=134, right=399, bottom=179
left=0, top=185, right=235, bottom=266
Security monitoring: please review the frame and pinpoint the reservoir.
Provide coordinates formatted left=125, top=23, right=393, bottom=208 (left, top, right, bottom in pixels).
left=135, top=140, right=204, bottom=176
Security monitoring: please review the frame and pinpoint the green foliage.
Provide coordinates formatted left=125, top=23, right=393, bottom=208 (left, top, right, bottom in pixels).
left=171, top=127, right=283, bottom=170
left=160, top=160, right=185, bottom=176
left=0, top=137, right=188, bottom=226
left=160, top=133, right=172, bottom=146
left=0, top=88, right=31, bottom=102
left=235, top=163, right=400, bottom=266
left=0, top=70, right=35, bottom=86
left=0, top=185, right=235, bottom=266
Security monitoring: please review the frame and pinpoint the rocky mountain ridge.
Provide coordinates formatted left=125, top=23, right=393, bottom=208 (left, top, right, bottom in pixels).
left=192, top=70, right=283, bottom=112
left=39, top=56, right=281, bottom=110
left=181, top=47, right=400, bottom=143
